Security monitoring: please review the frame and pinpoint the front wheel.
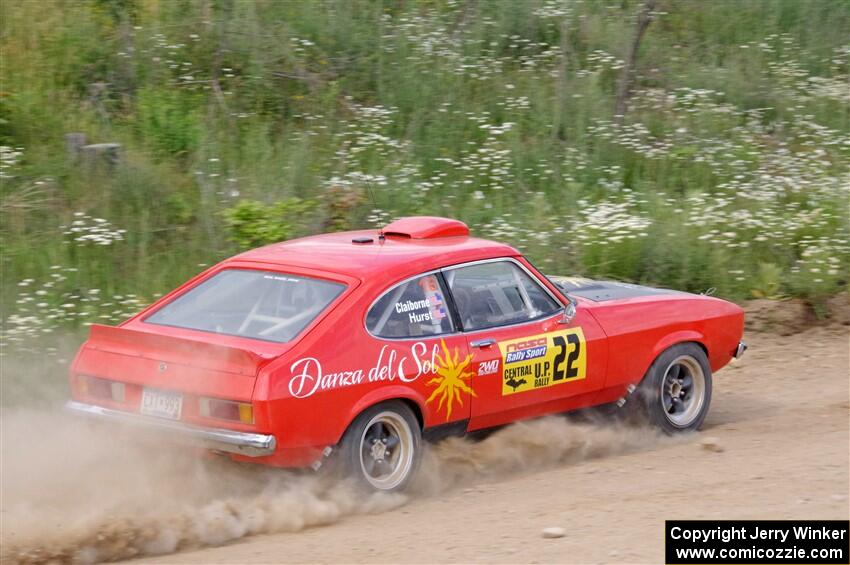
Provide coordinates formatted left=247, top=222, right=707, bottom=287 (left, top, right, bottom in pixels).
left=337, top=401, right=421, bottom=492
left=632, top=343, right=712, bottom=433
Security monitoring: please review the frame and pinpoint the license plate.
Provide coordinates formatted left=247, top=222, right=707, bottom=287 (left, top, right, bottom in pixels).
left=140, top=389, right=183, bottom=420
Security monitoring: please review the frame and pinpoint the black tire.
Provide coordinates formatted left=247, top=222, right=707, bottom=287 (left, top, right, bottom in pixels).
left=336, top=400, right=421, bottom=492
left=632, top=343, right=712, bottom=433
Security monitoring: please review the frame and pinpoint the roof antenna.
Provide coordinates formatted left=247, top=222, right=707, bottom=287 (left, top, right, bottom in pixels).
left=364, top=177, right=385, bottom=241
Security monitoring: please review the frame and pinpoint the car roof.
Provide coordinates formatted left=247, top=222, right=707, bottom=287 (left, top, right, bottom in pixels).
left=231, top=226, right=520, bottom=281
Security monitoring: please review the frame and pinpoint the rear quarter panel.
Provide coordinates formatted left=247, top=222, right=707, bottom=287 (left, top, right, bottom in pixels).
left=253, top=282, right=473, bottom=455
left=586, top=294, right=744, bottom=391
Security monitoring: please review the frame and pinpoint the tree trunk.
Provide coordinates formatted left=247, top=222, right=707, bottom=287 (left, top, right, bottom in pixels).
left=614, top=0, right=657, bottom=124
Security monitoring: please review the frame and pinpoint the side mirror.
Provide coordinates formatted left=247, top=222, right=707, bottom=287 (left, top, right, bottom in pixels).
left=560, top=295, right=577, bottom=325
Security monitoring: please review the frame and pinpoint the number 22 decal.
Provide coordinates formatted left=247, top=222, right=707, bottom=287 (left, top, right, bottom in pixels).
left=552, top=333, right=581, bottom=381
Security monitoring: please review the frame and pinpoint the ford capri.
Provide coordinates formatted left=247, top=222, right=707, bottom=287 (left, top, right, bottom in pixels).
left=67, top=216, right=746, bottom=491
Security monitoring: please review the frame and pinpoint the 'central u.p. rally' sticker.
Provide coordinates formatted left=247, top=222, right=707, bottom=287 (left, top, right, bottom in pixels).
left=500, top=328, right=586, bottom=395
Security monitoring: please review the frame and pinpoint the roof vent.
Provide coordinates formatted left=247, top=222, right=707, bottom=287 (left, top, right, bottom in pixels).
left=381, top=216, right=469, bottom=239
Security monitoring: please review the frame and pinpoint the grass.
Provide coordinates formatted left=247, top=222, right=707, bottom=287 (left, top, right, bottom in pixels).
left=1, top=0, right=848, bottom=354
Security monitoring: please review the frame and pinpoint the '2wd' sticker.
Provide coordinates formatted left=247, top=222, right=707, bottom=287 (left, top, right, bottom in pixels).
left=499, top=328, right=586, bottom=395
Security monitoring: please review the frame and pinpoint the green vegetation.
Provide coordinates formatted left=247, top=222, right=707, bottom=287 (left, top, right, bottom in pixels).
left=1, top=0, right=848, bottom=352
left=222, top=198, right=315, bottom=248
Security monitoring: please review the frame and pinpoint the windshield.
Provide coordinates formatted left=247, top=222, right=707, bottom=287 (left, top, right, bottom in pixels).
left=145, top=269, right=346, bottom=343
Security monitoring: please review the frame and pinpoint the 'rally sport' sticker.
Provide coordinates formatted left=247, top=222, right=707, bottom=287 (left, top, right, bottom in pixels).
left=499, top=328, right=587, bottom=395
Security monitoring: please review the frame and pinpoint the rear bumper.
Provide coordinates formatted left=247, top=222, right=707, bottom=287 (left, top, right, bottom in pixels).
left=65, top=400, right=277, bottom=457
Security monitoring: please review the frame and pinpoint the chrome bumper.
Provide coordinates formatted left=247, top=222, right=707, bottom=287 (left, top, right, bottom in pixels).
left=65, top=400, right=276, bottom=457
left=734, top=341, right=748, bottom=359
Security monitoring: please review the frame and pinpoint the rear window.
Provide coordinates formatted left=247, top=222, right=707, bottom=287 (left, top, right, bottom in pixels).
left=145, top=270, right=345, bottom=343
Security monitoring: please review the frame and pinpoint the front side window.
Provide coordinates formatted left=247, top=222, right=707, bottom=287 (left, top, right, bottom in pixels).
left=445, top=261, right=560, bottom=331
left=145, top=270, right=345, bottom=343
left=367, top=273, right=454, bottom=338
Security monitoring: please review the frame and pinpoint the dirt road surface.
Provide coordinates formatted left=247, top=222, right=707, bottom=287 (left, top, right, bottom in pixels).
left=134, top=327, right=848, bottom=564
left=2, top=326, right=847, bottom=564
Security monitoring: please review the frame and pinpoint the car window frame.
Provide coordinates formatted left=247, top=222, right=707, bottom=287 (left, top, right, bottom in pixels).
left=364, top=270, right=459, bottom=341
left=441, top=257, right=565, bottom=333
left=364, top=257, right=565, bottom=341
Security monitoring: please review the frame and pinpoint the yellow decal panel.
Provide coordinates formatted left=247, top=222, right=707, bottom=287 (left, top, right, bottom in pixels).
left=500, top=328, right=586, bottom=396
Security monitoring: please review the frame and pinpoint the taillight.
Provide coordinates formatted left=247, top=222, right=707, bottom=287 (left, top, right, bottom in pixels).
left=79, top=376, right=125, bottom=402
left=199, top=398, right=254, bottom=424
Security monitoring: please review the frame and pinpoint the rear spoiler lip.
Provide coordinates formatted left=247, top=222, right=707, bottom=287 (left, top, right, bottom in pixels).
left=85, top=324, right=272, bottom=377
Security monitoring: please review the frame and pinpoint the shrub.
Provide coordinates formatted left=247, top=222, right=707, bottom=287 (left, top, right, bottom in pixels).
left=222, top=199, right=316, bottom=250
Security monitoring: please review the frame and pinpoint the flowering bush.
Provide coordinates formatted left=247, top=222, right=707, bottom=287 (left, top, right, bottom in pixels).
left=60, top=213, right=126, bottom=246
left=3, top=267, right=149, bottom=355
left=1, top=1, right=848, bottom=355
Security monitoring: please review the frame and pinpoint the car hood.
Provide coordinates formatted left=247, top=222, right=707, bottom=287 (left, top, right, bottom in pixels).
left=548, top=276, right=686, bottom=303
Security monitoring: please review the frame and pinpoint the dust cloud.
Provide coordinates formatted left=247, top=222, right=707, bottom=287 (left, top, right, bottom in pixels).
left=1, top=406, right=661, bottom=564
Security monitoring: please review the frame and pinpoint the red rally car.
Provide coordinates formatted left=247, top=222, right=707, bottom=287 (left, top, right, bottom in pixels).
left=67, top=216, right=746, bottom=491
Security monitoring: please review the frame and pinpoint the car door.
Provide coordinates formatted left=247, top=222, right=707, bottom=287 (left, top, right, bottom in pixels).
left=442, top=258, right=607, bottom=431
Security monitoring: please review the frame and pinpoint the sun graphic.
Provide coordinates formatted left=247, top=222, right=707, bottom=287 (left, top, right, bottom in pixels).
left=425, top=339, right=477, bottom=419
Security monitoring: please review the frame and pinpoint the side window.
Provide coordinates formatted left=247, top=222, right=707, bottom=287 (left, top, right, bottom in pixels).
left=445, top=261, right=561, bottom=331
left=366, top=274, right=454, bottom=338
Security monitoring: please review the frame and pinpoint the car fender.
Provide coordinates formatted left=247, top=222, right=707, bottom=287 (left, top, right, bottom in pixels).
left=343, top=385, right=428, bottom=438
left=651, top=330, right=707, bottom=360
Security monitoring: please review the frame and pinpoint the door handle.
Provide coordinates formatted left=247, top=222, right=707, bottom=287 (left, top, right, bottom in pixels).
left=470, top=338, right=496, bottom=348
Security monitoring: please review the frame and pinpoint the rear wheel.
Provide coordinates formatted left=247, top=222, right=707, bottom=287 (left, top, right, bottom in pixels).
left=337, top=401, right=421, bottom=492
left=633, top=343, right=712, bottom=433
